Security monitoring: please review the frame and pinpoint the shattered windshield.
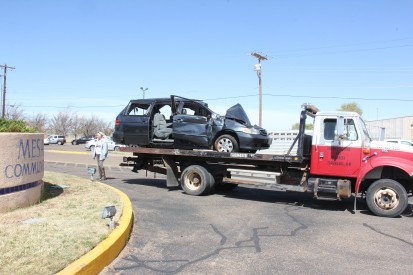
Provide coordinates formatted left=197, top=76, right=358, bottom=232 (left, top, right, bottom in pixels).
left=225, top=104, right=251, bottom=126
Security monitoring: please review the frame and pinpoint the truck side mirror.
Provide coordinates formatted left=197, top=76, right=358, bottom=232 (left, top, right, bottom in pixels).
left=335, top=116, right=347, bottom=141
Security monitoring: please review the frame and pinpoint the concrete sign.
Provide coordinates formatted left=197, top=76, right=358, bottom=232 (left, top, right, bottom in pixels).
left=0, top=133, right=44, bottom=213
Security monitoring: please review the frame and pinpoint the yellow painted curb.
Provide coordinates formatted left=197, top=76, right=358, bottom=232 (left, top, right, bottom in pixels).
left=57, top=183, right=133, bottom=275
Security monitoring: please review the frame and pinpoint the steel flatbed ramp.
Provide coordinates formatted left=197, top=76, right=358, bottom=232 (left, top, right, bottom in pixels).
left=120, top=147, right=306, bottom=164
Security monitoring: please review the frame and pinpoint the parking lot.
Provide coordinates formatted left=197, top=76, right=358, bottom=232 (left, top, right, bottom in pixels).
left=45, top=145, right=413, bottom=274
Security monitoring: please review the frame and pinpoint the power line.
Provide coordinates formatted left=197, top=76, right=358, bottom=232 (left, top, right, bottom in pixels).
left=203, top=93, right=413, bottom=102
left=275, top=37, right=413, bottom=55
left=13, top=104, right=126, bottom=108
left=276, top=44, right=413, bottom=59
left=8, top=93, right=413, bottom=110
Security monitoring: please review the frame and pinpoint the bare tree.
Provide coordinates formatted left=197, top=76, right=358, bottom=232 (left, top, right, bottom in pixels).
left=71, top=113, right=83, bottom=139
left=80, top=115, right=107, bottom=137
left=49, top=110, right=73, bottom=135
left=5, top=104, right=25, bottom=120
left=291, top=122, right=314, bottom=130
left=104, top=121, right=115, bottom=137
left=27, top=113, right=48, bottom=133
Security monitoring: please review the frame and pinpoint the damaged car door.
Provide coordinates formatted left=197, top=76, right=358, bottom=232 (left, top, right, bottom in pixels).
left=172, top=99, right=216, bottom=149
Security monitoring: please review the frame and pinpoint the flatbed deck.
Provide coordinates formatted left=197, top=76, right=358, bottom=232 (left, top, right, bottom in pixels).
left=120, top=147, right=308, bottom=165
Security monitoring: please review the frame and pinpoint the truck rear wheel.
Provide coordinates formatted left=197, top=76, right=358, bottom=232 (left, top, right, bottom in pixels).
left=181, top=165, right=214, bottom=196
left=366, top=179, right=408, bottom=218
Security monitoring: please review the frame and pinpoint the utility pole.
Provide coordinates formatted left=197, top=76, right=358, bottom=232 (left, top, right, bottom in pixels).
left=251, top=52, right=267, bottom=127
left=140, top=87, right=148, bottom=99
left=1, top=64, right=16, bottom=119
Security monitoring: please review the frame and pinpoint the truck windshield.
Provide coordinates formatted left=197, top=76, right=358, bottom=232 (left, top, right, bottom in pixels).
left=358, top=117, right=372, bottom=141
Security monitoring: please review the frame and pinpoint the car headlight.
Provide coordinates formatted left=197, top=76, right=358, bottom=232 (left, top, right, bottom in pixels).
left=241, top=127, right=261, bottom=135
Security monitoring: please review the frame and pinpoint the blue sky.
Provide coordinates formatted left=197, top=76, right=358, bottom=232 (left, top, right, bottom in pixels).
left=1, top=0, right=413, bottom=130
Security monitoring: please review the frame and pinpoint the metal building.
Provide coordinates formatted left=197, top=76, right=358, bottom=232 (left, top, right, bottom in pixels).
left=365, top=116, right=413, bottom=140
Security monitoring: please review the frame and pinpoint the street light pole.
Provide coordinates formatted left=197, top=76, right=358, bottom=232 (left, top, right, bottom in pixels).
left=140, top=87, right=148, bottom=99
left=251, top=52, right=267, bottom=127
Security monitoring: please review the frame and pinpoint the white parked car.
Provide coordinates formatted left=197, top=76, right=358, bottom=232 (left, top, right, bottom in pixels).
left=384, top=139, right=413, bottom=146
left=44, top=135, right=66, bottom=145
left=84, top=138, right=127, bottom=151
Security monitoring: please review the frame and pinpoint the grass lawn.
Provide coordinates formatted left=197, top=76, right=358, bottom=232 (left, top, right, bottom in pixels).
left=0, top=171, right=122, bottom=275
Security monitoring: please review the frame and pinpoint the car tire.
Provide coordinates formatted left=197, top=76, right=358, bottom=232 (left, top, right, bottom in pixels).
left=366, top=179, right=408, bottom=218
left=89, top=145, right=95, bottom=151
left=57, top=141, right=62, bottom=145
left=214, top=134, right=239, bottom=153
left=114, top=146, right=120, bottom=151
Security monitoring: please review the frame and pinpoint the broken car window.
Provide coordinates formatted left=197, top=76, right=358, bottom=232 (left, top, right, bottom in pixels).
left=127, top=103, right=151, bottom=116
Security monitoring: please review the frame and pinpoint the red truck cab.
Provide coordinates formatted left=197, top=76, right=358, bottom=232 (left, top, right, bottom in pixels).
left=309, top=110, right=413, bottom=217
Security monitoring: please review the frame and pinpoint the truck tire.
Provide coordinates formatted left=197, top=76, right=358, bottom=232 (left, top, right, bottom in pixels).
left=181, top=165, right=214, bottom=196
left=366, top=179, right=408, bottom=218
left=214, top=135, right=239, bottom=153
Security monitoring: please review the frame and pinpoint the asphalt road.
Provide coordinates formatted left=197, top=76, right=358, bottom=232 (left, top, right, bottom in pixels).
left=45, top=144, right=413, bottom=274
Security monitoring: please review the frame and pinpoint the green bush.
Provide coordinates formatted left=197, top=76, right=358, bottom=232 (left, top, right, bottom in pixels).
left=0, top=119, right=35, bottom=133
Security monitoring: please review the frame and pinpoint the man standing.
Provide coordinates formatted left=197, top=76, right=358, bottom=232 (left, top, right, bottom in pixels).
left=93, top=131, right=108, bottom=180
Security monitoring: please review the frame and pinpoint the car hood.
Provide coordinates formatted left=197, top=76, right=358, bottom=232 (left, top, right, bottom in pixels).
left=225, top=104, right=252, bottom=126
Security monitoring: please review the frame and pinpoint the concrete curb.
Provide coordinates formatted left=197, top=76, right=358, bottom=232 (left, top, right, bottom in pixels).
left=57, top=182, right=133, bottom=275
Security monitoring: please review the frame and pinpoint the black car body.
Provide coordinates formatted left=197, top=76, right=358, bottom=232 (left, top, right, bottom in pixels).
left=71, top=136, right=93, bottom=145
left=113, top=95, right=271, bottom=152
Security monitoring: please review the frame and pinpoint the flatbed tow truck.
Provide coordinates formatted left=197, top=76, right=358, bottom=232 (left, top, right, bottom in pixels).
left=119, top=104, right=413, bottom=218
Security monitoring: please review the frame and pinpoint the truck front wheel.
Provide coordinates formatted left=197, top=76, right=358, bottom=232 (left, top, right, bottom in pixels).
left=181, top=165, right=214, bottom=196
left=366, top=179, right=408, bottom=218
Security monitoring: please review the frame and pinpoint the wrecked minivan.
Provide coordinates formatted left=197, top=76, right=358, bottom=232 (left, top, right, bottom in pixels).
left=113, top=95, right=272, bottom=153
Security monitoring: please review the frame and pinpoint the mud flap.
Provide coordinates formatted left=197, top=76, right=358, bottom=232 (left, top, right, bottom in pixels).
left=163, top=157, right=180, bottom=187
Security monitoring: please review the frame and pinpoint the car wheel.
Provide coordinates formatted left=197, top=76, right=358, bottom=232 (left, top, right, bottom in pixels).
left=214, top=134, right=239, bottom=153
left=57, top=141, right=62, bottom=145
left=114, top=146, right=120, bottom=151
left=89, top=145, right=95, bottom=151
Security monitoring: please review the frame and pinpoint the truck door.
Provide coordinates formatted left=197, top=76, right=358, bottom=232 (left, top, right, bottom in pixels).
left=311, top=117, right=362, bottom=177
left=122, top=102, right=151, bottom=145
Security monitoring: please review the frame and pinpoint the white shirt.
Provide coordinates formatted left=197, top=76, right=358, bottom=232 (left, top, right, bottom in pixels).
left=95, top=139, right=103, bottom=155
